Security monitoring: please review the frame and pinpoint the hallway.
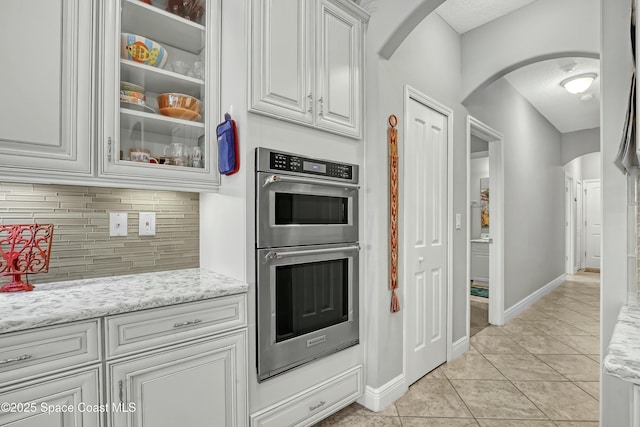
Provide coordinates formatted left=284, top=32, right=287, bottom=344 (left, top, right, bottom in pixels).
left=317, top=272, right=600, bottom=426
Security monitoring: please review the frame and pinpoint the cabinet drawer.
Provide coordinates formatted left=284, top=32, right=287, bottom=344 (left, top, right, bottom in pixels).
left=0, top=320, right=100, bottom=386
left=251, top=366, right=362, bottom=427
left=106, top=294, right=247, bottom=358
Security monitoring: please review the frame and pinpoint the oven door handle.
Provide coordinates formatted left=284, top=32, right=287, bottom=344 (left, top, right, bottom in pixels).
left=264, top=244, right=360, bottom=262
left=263, top=174, right=360, bottom=190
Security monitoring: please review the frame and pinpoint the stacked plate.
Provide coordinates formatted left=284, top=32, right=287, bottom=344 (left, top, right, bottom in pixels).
left=120, top=82, right=155, bottom=113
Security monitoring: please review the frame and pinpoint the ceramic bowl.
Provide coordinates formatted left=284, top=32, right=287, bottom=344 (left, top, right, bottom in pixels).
left=120, top=90, right=146, bottom=103
left=120, top=81, right=145, bottom=93
left=157, top=93, right=202, bottom=114
left=121, top=33, right=168, bottom=68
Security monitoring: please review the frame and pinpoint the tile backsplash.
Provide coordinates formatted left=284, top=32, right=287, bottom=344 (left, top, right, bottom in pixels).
left=0, top=183, right=199, bottom=284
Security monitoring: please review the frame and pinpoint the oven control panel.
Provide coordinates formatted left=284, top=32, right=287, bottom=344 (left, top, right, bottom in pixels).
left=269, top=152, right=353, bottom=180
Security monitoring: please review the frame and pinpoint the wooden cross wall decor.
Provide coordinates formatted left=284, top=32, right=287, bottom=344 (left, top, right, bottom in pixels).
left=388, top=115, right=400, bottom=313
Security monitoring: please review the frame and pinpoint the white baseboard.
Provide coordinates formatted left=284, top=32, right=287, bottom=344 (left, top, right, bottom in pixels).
left=451, top=336, right=469, bottom=360
left=358, top=374, right=407, bottom=412
left=504, top=273, right=566, bottom=322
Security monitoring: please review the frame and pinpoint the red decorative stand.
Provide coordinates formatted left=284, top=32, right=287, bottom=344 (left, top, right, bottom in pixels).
left=0, top=224, right=54, bottom=293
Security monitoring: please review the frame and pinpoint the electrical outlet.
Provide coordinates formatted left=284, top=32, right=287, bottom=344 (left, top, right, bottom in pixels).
left=109, top=213, right=128, bottom=237
left=139, top=212, right=156, bottom=236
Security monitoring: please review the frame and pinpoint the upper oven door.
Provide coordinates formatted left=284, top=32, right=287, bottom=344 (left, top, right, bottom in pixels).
left=256, top=172, right=359, bottom=248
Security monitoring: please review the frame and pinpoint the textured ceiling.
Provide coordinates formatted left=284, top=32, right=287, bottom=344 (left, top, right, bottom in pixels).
left=436, top=0, right=537, bottom=34
left=435, top=0, right=600, bottom=133
left=504, top=57, right=600, bottom=133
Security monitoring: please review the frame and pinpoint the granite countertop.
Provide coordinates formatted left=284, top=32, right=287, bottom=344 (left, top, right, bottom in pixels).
left=0, top=268, right=248, bottom=334
left=603, top=304, right=640, bottom=385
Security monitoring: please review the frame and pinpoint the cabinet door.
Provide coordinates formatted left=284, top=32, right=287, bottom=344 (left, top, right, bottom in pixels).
left=315, top=0, right=362, bottom=138
left=249, top=0, right=314, bottom=124
left=0, top=369, right=100, bottom=427
left=108, top=331, right=247, bottom=427
left=634, top=385, right=640, bottom=427
left=471, top=245, right=490, bottom=283
left=98, top=0, right=220, bottom=192
left=0, top=0, right=93, bottom=177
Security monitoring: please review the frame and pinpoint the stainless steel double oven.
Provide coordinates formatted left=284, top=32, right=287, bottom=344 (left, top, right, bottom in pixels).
left=255, top=148, right=360, bottom=382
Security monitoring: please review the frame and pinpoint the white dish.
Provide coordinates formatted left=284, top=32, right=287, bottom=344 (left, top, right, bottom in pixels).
left=120, top=102, right=156, bottom=114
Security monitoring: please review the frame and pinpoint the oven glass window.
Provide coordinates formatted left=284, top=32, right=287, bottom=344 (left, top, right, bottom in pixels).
left=275, top=193, right=348, bottom=225
left=275, top=259, right=349, bottom=342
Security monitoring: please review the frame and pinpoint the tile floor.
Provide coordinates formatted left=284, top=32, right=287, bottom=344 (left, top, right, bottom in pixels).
left=315, top=272, right=600, bottom=426
left=470, top=296, right=490, bottom=337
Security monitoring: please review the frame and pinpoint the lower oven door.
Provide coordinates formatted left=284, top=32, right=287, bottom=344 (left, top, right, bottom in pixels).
left=256, top=243, right=360, bottom=382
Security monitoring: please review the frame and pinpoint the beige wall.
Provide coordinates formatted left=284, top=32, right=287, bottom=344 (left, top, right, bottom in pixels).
left=0, top=183, right=199, bottom=284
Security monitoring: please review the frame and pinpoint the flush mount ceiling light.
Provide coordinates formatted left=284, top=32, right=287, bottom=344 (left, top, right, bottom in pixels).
left=561, top=73, right=597, bottom=94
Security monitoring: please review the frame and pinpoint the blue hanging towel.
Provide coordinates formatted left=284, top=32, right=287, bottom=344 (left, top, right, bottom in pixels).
left=216, top=113, right=239, bottom=175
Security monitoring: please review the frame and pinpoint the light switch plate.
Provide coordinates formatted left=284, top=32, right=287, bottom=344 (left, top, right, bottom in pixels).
left=109, top=213, right=128, bottom=237
left=455, top=213, right=462, bottom=230
left=139, top=212, right=156, bottom=236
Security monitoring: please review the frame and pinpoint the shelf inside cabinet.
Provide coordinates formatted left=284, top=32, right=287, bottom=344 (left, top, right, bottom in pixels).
left=121, top=0, right=205, bottom=54
left=120, top=108, right=205, bottom=136
left=121, top=60, right=204, bottom=97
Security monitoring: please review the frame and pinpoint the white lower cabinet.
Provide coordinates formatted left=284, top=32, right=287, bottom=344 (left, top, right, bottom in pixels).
left=471, top=242, right=490, bottom=283
left=108, top=331, right=247, bottom=427
left=250, top=365, right=362, bottom=427
left=0, top=296, right=248, bottom=427
left=0, top=368, right=101, bottom=427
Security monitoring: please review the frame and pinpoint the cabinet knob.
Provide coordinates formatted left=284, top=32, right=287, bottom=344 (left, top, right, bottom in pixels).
left=418, top=256, right=424, bottom=263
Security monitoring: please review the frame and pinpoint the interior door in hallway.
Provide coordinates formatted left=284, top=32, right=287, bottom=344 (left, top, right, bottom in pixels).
left=584, top=180, right=601, bottom=269
left=404, top=95, right=448, bottom=386
left=575, top=180, right=583, bottom=271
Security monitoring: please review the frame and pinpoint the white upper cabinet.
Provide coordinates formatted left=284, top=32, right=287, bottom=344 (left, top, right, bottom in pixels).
left=98, top=0, right=221, bottom=191
left=250, top=0, right=313, bottom=124
left=315, top=0, right=362, bottom=136
left=0, top=0, right=93, bottom=177
left=250, top=0, right=368, bottom=139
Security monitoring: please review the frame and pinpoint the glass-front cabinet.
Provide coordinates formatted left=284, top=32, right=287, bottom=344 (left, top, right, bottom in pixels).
left=99, top=0, right=220, bottom=191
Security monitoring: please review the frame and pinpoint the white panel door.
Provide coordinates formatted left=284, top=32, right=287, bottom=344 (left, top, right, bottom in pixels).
left=575, top=180, right=583, bottom=271
left=0, top=369, right=100, bottom=427
left=565, top=176, right=574, bottom=274
left=109, top=331, right=247, bottom=427
left=250, top=0, right=313, bottom=124
left=0, top=0, right=93, bottom=176
left=584, top=180, right=601, bottom=269
left=404, top=97, right=448, bottom=386
left=315, top=0, right=362, bottom=138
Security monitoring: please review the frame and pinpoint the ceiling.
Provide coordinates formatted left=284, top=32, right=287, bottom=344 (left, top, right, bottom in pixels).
left=435, top=0, right=537, bottom=34
left=504, top=57, right=600, bottom=133
left=435, top=0, right=600, bottom=134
